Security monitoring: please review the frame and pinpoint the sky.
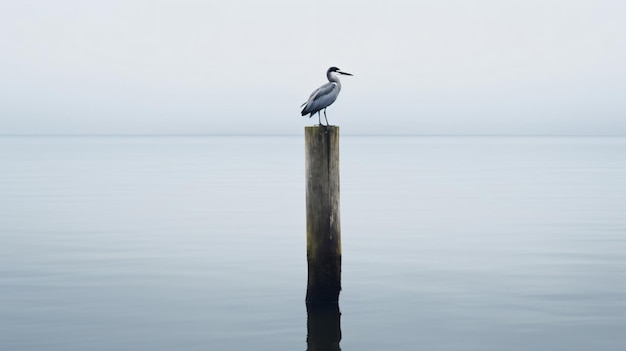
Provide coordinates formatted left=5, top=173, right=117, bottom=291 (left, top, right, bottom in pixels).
left=1, top=0, right=624, bottom=135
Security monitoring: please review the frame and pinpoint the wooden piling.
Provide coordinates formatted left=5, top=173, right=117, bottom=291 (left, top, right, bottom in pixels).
left=305, top=126, right=341, bottom=304
left=306, top=303, right=342, bottom=351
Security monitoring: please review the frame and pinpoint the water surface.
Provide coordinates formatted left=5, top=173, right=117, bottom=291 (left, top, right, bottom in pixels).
left=1, top=136, right=625, bottom=350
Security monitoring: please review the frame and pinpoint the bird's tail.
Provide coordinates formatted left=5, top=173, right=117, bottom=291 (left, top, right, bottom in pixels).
left=300, top=102, right=309, bottom=116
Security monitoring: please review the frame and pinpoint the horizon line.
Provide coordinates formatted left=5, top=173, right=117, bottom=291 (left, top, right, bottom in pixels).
left=0, top=133, right=625, bottom=138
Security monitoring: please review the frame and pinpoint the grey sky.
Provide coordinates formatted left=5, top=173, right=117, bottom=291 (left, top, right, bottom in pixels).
left=1, top=0, right=624, bottom=135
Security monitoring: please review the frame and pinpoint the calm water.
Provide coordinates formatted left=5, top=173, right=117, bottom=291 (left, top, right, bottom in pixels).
left=1, top=135, right=625, bottom=350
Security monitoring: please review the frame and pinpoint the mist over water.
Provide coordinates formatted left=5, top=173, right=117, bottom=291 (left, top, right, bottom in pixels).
left=1, top=135, right=625, bottom=350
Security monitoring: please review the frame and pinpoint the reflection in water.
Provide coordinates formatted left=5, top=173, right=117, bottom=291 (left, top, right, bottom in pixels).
left=306, top=303, right=342, bottom=351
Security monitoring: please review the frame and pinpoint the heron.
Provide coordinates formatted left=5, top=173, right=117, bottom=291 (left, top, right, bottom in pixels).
left=301, top=66, right=353, bottom=126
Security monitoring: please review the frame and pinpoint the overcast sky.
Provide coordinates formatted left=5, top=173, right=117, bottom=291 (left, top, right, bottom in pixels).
left=1, top=0, right=624, bottom=135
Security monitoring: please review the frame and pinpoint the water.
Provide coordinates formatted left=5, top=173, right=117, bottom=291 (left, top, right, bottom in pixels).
left=1, top=135, right=625, bottom=350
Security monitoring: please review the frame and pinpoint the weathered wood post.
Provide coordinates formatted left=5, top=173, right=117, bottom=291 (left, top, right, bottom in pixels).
left=305, top=125, right=341, bottom=304
left=306, top=303, right=341, bottom=351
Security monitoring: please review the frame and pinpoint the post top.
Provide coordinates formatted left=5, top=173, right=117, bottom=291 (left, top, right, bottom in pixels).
left=305, top=125, right=339, bottom=132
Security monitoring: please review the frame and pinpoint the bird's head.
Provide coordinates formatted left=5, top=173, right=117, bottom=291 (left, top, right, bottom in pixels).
left=328, top=66, right=353, bottom=76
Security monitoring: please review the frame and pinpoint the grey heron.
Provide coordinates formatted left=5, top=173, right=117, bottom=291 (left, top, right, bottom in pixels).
left=301, top=67, right=353, bottom=126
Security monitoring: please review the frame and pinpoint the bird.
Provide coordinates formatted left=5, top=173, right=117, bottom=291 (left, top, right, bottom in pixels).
left=301, top=67, right=353, bottom=126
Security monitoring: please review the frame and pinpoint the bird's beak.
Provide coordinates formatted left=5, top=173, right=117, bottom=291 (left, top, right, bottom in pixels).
left=338, top=71, right=353, bottom=76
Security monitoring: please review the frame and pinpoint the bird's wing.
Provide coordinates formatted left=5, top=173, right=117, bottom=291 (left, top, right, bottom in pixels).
left=301, top=82, right=339, bottom=115
left=308, top=82, right=337, bottom=101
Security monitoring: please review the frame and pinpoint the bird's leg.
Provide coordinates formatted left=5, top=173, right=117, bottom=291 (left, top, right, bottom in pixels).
left=317, top=111, right=322, bottom=126
left=323, top=109, right=329, bottom=132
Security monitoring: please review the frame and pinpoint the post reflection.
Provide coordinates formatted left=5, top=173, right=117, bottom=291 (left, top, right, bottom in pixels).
left=306, top=303, right=342, bottom=351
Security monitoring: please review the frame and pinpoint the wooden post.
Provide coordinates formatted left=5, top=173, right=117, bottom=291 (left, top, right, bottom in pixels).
left=305, top=126, right=341, bottom=304
left=306, top=303, right=342, bottom=351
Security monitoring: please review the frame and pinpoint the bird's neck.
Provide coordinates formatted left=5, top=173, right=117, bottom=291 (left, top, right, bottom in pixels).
left=327, top=71, right=340, bottom=83
left=327, top=72, right=342, bottom=88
